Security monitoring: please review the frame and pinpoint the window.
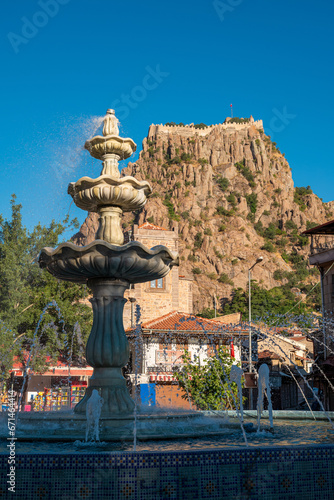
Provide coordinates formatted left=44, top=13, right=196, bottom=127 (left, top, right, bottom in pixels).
left=150, top=278, right=164, bottom=289
left=177, top=341, right=188, bottom=351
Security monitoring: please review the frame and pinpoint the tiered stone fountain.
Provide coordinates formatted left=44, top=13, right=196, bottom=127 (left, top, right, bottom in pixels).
left=5, top=110, right=247, bottom=440
left=39, top=109, right=179, bottom=418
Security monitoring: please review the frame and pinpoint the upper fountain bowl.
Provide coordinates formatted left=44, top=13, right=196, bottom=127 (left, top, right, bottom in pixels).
left=85, top=135, right=137, bottom=161
left=84, top=108, right=137, bottom=161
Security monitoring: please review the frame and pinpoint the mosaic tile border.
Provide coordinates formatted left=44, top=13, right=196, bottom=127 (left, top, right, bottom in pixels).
left=0, top=445, right=333, bottom=499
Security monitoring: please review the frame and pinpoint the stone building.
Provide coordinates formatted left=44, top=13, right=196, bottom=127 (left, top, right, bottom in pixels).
left=123, top=222, right=193, bottom=329
left=303, top=220, right=334, bottom=410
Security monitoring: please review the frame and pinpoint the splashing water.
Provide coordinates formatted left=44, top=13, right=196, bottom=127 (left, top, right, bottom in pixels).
left=257, top=364, right=273, bottom=431
left=47, top=115, right=105, bottom=187
left=230, top=365, right=244, bottom=423
left=85, top=389, right=104, bottom=442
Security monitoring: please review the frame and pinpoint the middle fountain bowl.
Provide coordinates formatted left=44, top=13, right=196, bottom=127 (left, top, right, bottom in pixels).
left=39, top=240, right=179, bottom=284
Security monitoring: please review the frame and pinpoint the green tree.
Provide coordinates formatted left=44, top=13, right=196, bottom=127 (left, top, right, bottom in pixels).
left=197, top=308, right=216, bottom=319
left=174, top=348, right=240, bottom=410
left=0, top=195, right=93, bottom=387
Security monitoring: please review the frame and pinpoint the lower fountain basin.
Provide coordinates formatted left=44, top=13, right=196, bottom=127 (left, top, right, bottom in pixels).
left=38, top=240, right=179, bottom=284
left=1, top=412, right=334, bottom=498
left=0, top=410, right=233, bottom=442
left=1, top=410, right=334, bottom=444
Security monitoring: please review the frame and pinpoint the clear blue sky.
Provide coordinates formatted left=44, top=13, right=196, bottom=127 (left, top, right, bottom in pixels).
left=1, top=0, right=333, bottom=234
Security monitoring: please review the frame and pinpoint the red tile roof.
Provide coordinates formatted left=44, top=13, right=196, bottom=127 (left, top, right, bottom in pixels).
left=138, top=222, right=167, bottom=231
left=136, top=311, right=248, bottom=335
left=258, top=350, right=281, bottom=360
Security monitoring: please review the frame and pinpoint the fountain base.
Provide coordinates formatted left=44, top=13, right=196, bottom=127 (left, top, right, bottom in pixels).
left=74, top=368, right=135, bottom=416
left=2, top=410, right=334, bottom=442
left=0, top=410, right=236, bottom=442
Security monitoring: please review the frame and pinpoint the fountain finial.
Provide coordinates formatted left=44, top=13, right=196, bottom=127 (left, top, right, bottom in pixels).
left=103, top=109, right=119, bottom=137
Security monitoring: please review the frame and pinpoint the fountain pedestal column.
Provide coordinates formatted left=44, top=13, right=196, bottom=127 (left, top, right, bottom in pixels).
left=74, top=278, right=135, bottom=416
left=96, top=206, right=124, bottom=245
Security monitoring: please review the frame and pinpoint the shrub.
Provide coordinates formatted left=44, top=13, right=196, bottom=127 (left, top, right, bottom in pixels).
left=294, top=186, right=312, bottom=211
left=147, top=216, right=154, bottom=223
left=276, top=237, right=288, bottom=247
left=229, top=117, right=249, bottom=124
left=273, top=270, right=284, bottom=281
left=218, top=224, right=226, bottom=232
left=192, top=267, right=202, bottom=274
left=235, top=160, right=256, bottom=188
left=306, top=221, right=318, bottom=230
left=214, top=248, right=224, bottom=259
left=227, top=193, right=237, bottom=207
left=188, top=254, right=197, bottom=262
left=181, top=152, right=192, bottom=162
left=216, top=176, right=230, bottom=191
left=285, top=220, right=298, bottom=231
left=298, top=235, right=309, bottom=247
left=163, top=195, right=180, bottom=221
left=261, top=241, right=275, bottom=252
left=207, top=273, right=218, bottom=280
left=264, top=223, right=278, bottom=240
left=196, top=308, right=216, bottom=319
left=245, top=193, right=258, bottom=214
left=254, top=221, right=264, bottom=236
left=198, top=158, right=208, bottom=166
left=204, top=228, right=212, bottom=236
left=218, top=273, right=234, bottom=285
left=194, top=232, right=204, bottom=249
left=216, top=206, right=233, bottom=217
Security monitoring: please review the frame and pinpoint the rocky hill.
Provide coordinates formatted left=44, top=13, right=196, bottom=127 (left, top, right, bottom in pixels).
left=75, top=117, right=334, bottom=314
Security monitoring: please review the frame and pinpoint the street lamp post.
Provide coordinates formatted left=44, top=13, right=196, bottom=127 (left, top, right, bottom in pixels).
left=248, top=256, right=263, bottom=409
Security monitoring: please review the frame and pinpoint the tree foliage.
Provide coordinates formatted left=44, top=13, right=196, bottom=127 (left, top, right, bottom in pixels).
left=224, top=280, right=320, bottom=321
left=0, top=195, right=93, bottom=382
left=174, top=348, right=241, bottom=410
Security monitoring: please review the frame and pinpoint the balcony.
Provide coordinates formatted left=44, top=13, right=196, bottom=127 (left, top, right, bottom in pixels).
left=303, top=220, right=334, bottom=257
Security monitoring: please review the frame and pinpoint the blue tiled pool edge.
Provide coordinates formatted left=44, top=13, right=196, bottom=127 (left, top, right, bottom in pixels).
left=0, top=446, right=333, bottom=499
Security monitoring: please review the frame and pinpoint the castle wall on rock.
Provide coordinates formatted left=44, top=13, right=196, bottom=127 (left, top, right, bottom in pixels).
left=148, top=118, right=264, bottom=140
left=123, top=223, right=193, bottom=329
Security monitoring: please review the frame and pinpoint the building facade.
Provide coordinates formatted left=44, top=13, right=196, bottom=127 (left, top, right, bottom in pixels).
left=123, top=222, right=193, bottom=329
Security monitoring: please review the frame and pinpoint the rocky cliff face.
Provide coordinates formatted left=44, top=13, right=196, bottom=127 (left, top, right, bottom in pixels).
left=74, top=119, right=334, bottom=314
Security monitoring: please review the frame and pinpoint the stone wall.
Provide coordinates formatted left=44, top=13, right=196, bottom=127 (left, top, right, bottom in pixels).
left=123, top=223, right=193, bottom=329
left=147, top=118, right=264, bottom=140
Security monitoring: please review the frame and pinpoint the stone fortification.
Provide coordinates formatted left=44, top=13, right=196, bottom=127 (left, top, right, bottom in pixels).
left=148, top=116, right=263, bottom=140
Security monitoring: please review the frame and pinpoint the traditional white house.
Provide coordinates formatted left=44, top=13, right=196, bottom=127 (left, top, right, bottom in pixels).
left=126, top=311, right=249, bottom=407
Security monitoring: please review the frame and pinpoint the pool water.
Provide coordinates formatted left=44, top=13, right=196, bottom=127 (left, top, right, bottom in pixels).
left=1, top=419, right=334, bottom=453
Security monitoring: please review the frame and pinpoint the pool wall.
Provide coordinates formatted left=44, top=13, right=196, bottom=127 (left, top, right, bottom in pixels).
left=0, top=445, right=333, bottom=499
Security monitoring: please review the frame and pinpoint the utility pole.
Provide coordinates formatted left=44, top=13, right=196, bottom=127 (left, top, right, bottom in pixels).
left=248, top=256, right=263, bottom=409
